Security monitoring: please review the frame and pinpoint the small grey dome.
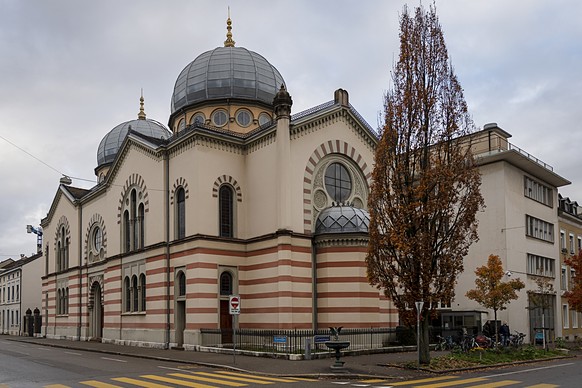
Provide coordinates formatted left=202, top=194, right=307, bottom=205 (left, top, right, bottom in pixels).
left=97, top=118, right=171, bottom=167
left=171, top=46, right=285, bottom=114
left=315, top=206, right=370, bottom=235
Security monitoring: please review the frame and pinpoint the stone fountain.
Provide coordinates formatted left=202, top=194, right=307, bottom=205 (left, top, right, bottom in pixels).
left=325, top=327, right=350, bottom=370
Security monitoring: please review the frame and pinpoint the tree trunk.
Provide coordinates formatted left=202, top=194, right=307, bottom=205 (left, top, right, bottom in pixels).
left=419, top=311, right=431, bottom=365
left=494, top=309, right=499, bottom=345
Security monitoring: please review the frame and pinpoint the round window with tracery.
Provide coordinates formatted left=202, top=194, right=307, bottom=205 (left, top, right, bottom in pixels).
left=324, top=162, right=352, bottom=203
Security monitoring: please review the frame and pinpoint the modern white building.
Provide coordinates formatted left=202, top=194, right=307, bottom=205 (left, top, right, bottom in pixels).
left=443, top=124, right=570, bottom=342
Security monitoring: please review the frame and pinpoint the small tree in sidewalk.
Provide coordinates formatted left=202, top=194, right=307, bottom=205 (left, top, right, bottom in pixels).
left=466, top=255, right=525, bottom=344
left=565, top=250, right=582, bottom=312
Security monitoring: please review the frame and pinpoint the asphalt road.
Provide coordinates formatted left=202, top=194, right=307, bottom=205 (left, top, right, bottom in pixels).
left=0, top=339, right=317, bottom=387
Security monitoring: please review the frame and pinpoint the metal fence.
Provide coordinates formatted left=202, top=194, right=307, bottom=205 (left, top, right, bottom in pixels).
left=200, top=327, right=403, bottom=354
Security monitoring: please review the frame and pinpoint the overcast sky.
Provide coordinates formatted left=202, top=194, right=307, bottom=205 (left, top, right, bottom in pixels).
left=1, top=0, right=581, bottom=261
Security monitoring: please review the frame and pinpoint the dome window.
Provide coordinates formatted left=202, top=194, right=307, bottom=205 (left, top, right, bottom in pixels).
left=324, top=162, right=352, bottom=203
left=177, top=119, right=185, bottom=131
left=92, top=226, right=102, bottom=253
left=212, top=109, right=229, bottom=127
left=191, top=112, right=206, bottom=125
left=258, top=113, right=271, bottom=126
left=235, top=109, right=253, bottom=127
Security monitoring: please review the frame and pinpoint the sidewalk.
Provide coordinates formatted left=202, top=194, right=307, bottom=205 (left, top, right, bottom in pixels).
left=5, top=335, right=429, bottom=381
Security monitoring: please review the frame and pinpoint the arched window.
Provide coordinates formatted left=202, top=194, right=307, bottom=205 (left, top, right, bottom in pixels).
left=124, top=276, right=131, bottom=312
left=131, top=190, right=137, bottom=250
left=124, top=211, right=130, bottom=253
left=131, top=275, right=138, bottom=312
left=178, top=271, right=186, bottom=297
left=138, top=203, right=145, bottom=249
left=139, top=274, right=146, bottom=312
left=176, top=187, right=186, bottom=239
left=56, top=241, right=62, bottom=272
left=122, top=185, right=147, bottom=252
left=57, top=289, right=62, bottom=314
left=220, top=272, right=233, bottom=296
left=65, top=287, right=69, bottom=314
left=219, top=185, right=234, bottom=238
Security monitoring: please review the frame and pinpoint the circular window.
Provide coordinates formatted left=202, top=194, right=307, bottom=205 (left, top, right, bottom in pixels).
left=191, top=112, right=205, bottom=125
left=324, top=162, right=352, bottom=203
left=258, top=113, right=271, bottom=126
left=212, top=109, right=228, bottom=127
left=92, top=226, right=102, bottom=253
left=236, top=109, right=252, bottom=127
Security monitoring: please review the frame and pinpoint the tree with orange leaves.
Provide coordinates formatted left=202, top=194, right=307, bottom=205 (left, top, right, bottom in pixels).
left=466, top=255, right=525, bottom=344
left=565, top=250, right=582, bottom=312
left=366, top=3, right=484, bottom=364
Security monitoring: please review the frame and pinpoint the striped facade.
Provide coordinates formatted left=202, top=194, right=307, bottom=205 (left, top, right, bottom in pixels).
left=39, top=35, right=397, bottom=348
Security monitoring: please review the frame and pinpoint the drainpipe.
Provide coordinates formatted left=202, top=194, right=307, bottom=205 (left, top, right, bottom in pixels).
left=164, top=149, right=171, bottom=349
left=311, top=239, right=318, bottom=331
left=77, top=200, right=82, bottom=341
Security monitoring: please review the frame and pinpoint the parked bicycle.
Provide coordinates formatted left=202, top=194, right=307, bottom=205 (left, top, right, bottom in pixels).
left=435, top=335, right=456, bottom=351
left=509, top=331, right=526, bottom=347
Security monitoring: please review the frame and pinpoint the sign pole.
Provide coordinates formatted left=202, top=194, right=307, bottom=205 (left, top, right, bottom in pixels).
left=229, top=295, right=241, bottom=364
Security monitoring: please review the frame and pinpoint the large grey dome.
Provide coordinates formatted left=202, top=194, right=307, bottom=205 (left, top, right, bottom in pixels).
left=97, top=118, right=171, bottom=167
left=315, top=206, right=370, bottom=235
left=171, top=46, right=285, bottom=114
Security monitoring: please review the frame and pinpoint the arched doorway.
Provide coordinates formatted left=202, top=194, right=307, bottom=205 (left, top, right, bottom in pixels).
left=219, top=271, right=234, bottom=345
left=175, top=270, right=186, bottom=348
left=89, top=281, right=103, bottom=340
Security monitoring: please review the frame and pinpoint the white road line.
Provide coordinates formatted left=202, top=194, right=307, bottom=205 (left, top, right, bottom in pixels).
left=483, top=362, right=575, bottom=378
left=64, top=351, right=82, bottom=355
left=100, top=357, right=127, bottom=363
left=157, top=366, right=187, bottom=372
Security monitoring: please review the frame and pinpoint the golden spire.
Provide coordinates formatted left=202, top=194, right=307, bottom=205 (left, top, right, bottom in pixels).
left=224, top=7, right=235, bottom=47
left=138, top=89, right=146, bottom=120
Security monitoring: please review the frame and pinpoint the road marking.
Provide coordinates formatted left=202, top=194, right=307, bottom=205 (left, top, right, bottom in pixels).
left=101, top=357, right=127, bottom=363
left=526, top=385, right=559, bottom=388
left=360, top=379, right=388, bottom=383
left=385, top=376, right=459, bottom=386
left=483, top=362, right=576, bottom=378
left=195, top=371, right=274, bottom=384
left=285, top=377, right=318, bottom=382
left=64, top=351, right=82, bottom=355
left=411, top=377, right=488, bottom=387
left=462, top=380, right=520, bottom=387
left=218, top=371, right=298, bottom=383
left=169, top=373, right=246, bottom=386
left=112, top=377, right=171, bottom=387
left=80, top=380, right=124, bottom=387
left=141, top=374, right=215, bottom=388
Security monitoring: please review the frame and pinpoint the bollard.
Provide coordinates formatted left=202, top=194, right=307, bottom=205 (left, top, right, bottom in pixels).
left=305, top=337, right=311, bottom=360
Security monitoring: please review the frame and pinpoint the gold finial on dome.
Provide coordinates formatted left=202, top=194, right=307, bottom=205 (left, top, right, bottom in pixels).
left=224, top=7, right=235, bottom=47
left=138, top=89, right=146, bottom=120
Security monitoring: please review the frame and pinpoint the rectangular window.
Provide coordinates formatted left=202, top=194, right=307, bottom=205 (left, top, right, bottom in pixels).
left=573, top=310, right=579, bottom=329
left=526, top=215, right=554, bottom=242
left=527, top=253, right=555, bottom=277
left=578, top=236, right=582, bottom=253
left=570, top=234, right=575, bottom=254
left=524, top=176, right=553, bottom=207
left=571, top=269, right=576, bottom=291
left=563, top=304, right=570, bottom=329
left=561, top=266, right=568, bottom=290
left=561, top=231, right=566, bottom=250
